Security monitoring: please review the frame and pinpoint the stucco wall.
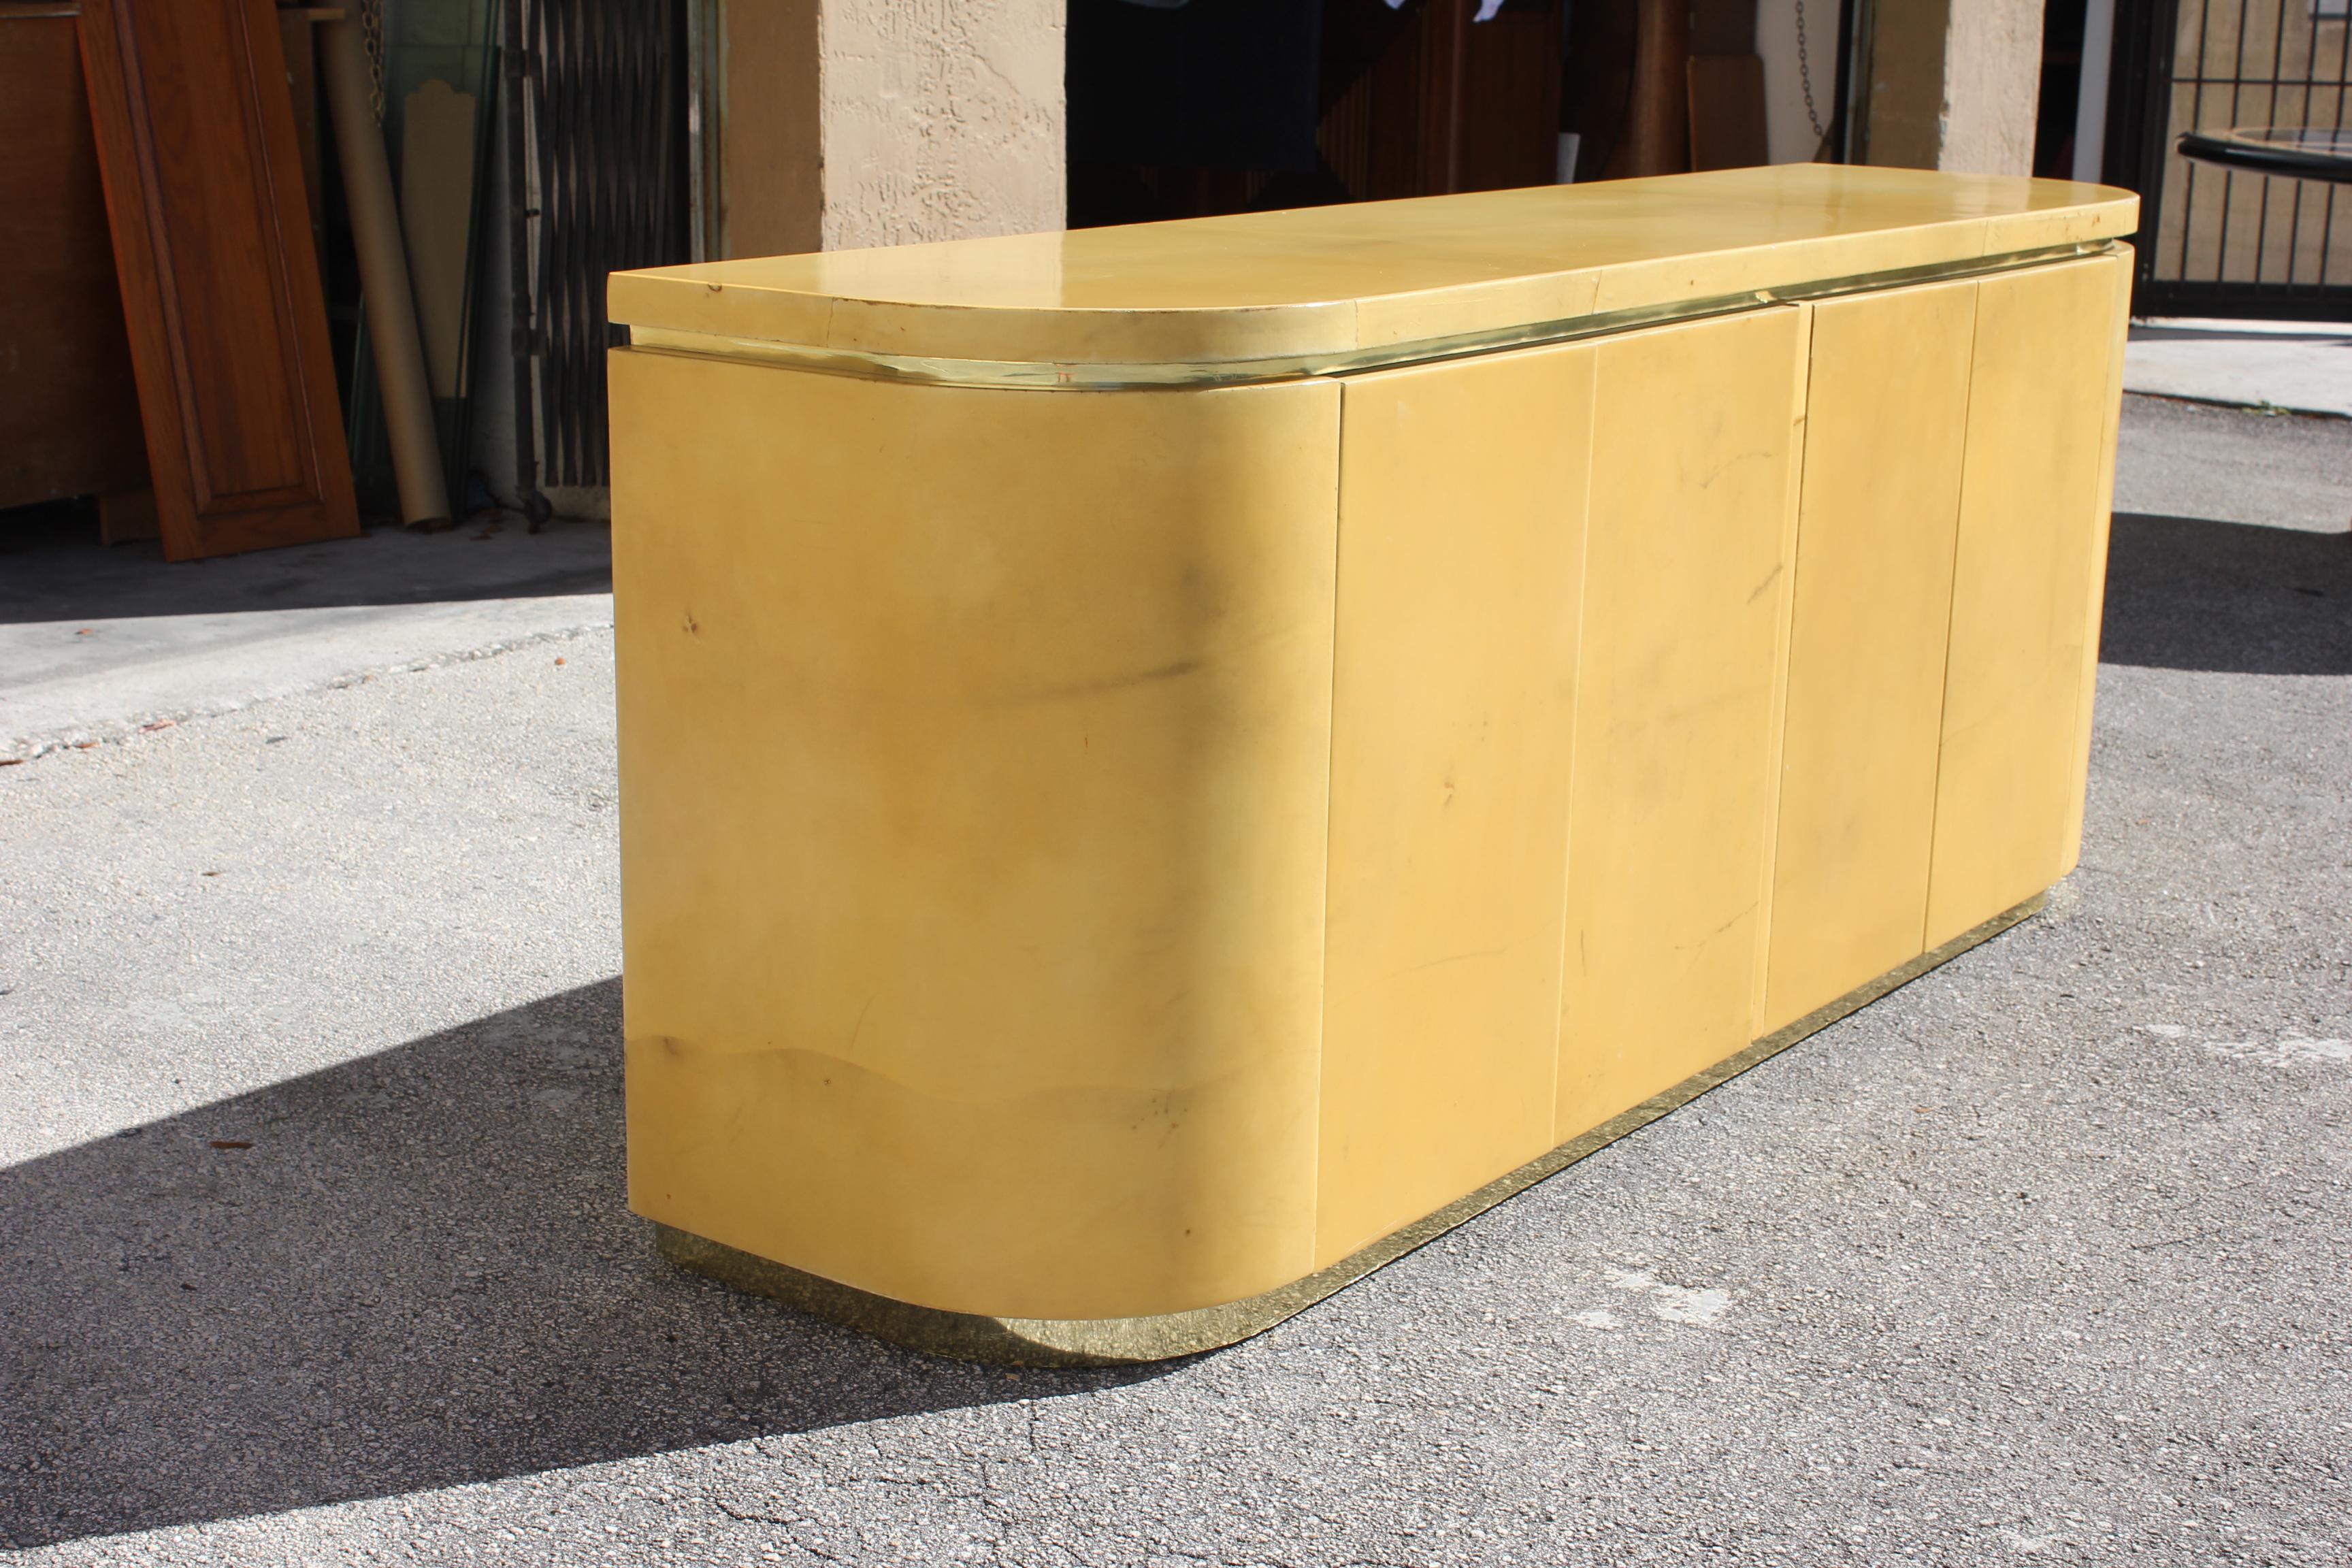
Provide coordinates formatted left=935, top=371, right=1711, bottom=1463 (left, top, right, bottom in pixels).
left=1862, top=0, right=1952, bottom=169
left=1754, top=1, right=2040, bottom=174
left=1857, top=0, right=2044, bottom=177
left=819, top=0, right=1066, bottom=250
left=1938, top=0, right=2044, bottom=176
left=711, top=0, right=1064, bottom=258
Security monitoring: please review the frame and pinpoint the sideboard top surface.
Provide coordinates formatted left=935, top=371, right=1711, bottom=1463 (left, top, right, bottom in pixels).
left=609, top=165, right=2137, bottom=371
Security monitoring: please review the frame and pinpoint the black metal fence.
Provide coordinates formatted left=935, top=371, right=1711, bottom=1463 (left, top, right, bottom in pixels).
left=511, top=0, right=689, bottom=495
left=2117, top=0, right=2352, bottom=319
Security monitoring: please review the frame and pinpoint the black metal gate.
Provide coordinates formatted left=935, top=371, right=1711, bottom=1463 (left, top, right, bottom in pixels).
left=2114, top=0, right=2352, bottom=320
left=507, top=0, right=690, bottom=501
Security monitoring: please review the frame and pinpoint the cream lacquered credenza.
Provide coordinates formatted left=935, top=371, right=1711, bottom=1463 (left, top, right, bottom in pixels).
left=604, top=164, right=2137, bottom=1362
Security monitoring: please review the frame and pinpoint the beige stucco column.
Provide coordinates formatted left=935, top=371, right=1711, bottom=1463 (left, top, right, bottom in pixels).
left=1855, top=0, right=2046, bottom=177
left=693, top=0, right=1066, bottom=260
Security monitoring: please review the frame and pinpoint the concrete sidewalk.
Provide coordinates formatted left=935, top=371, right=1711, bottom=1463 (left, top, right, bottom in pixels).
left=0, top=512, right=612, bottom=760
left=2125, top=317, right=2352, bottom=419
left=0, top=401, right=2347, bottom=1566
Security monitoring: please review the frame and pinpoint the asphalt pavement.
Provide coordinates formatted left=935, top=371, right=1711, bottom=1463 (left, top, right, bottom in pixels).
left=0, top=396, right=2346, bottom=1565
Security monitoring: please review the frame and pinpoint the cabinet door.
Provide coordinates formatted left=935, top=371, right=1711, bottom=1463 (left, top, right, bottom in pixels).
left=1554, top=306, right=1808, bottom=1143
left=1314, top=340, right=1597, bottom=1269
left=1924, top=255, right=2129, bottom=947
left=78, top=0, right=358, bottom=560
left=1761, top=278, right=1977, bottom=1033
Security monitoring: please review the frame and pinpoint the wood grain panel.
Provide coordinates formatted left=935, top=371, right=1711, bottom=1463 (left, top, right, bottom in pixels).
left=1320, top=0, right=1565, bottom=201
left=0, top=10, right=149, bottom=510
left=1457, top=0, right=1567, bottom=191
left=77, top=0, right=358, bottom=559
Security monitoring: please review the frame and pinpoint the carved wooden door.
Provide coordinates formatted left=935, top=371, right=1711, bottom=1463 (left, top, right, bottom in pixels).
left=77, top=0, right=359, bottom=560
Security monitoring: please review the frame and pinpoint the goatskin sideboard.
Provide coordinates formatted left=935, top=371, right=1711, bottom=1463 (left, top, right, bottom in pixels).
left=605, top=164, right=2138, bottom=1363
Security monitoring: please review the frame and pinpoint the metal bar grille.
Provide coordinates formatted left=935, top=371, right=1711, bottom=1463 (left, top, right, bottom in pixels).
left=518, top=0, right=688, bottom=489
left=2146, top=0, right=2352, bottom=315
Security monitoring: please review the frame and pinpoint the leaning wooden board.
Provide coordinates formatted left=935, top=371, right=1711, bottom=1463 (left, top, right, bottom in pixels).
left=0, top=6, right=148, bottom=514
left=77, top=0, right=358, bottom=559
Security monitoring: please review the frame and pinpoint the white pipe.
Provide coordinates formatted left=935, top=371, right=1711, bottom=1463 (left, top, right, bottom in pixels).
left=2073, top=0, right=2117, bottom=184
left=318, top=16, right=451, bottom=526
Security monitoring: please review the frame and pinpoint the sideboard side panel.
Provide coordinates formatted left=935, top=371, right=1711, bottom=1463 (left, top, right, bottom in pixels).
left=1761, top=278, right=1978, bottom=1034
left=1926, top=255, right=2127, bottom=947
left=1313, top=342, right=1599, bottom=1271
left=2059, top=245, right=2136, bottom=878
left=612, top=350, right=1343, bottom=1322
left=1554, top=306, right=1809, bottom=1140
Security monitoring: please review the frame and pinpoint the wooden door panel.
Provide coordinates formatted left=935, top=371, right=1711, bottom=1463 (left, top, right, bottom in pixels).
left=140, top=0, right=309, bottom=504
left=77, top=0, right=358, bottom=559
left=0, top=11, right=149, bottom=511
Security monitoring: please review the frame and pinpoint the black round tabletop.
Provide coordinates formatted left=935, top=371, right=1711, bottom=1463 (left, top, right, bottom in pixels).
left=2177, top=126, right=2352, bottom=183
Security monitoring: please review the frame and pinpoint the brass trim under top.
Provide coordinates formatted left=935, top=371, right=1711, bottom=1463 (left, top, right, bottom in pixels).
left=657, top=887, right=2052, bottom=1366
left=624, top=241, right=2119, bottom=393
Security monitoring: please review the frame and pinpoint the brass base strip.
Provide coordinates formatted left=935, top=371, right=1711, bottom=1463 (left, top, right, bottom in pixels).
left=657, top=889, right=2049, bottom=1367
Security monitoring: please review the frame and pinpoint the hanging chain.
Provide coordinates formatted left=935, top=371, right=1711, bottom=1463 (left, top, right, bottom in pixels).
left=357, top=0, right=387, bottom=123
left=1795, top=0, right=1827, bottom=143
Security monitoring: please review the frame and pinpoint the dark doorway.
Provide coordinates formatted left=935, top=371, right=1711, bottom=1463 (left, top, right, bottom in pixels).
left=1066, top=0, right=1566, bottom=228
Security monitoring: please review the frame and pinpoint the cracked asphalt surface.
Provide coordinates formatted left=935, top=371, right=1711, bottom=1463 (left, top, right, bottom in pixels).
left=1, top=397, right=2347, bottom=1565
